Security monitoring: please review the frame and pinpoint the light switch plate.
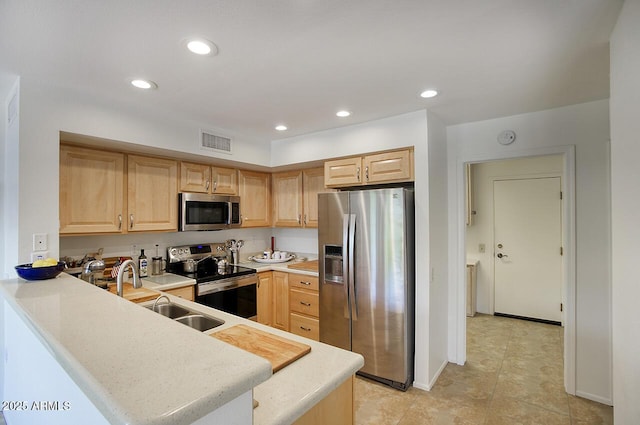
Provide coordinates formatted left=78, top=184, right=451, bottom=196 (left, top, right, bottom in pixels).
left=33, top=233, right=48, bottom=251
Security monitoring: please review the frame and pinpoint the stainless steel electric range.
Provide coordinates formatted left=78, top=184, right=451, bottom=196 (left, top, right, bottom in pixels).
left=166, top=243, right=257, bottom=320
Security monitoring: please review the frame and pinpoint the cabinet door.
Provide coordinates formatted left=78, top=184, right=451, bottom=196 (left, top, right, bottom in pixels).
left=324, top=157, right=362, bottom=188
left=238, top=170, right=271, bottom=227
left=211, top=166, right=237, bottom=194
left=362, top=150, right=412, bottom=184
left=272, top=170, right=303, bottom=227
left=272, top=271, right=289, bottom=331
left=179, top=161, right=211, bottom=193
left=302, top=167, right=326, bottom=228
left=257, top=272, right=273, bottom=326
left=127, top=155, right=178, bottom=232
left=60, top=145, right=125, bottom=234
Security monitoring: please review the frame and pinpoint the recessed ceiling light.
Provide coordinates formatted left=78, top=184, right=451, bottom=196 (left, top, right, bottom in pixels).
left=275, top=125, right=288, bottom=131
left=420, top=89, right=438, bottom=98
left=336, top=110, right=351, bottom=118
left=186, top=38, right=218, bottom=56
left=131, top=79, right=157, bottom=89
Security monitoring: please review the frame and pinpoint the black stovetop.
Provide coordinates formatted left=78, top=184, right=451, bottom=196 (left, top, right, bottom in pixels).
left=166, top=258, right=256, bottom=283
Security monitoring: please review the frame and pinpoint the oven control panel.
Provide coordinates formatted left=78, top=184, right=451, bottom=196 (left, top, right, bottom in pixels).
left=167, top=243, right=227, bottom=263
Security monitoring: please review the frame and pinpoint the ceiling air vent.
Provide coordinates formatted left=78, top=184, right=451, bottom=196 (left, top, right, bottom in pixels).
left=201, top=130, right=232, bottom=154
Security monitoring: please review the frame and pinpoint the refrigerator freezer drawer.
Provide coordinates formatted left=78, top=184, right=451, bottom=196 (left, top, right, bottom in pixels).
left=290, top=313, right=319, bottom=341
left=289, top=289, right=319, bottom=317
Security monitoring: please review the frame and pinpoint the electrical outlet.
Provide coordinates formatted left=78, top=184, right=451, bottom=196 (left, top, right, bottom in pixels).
left=479, top=243, right=486, bottom=253
left=31, top=251, right=49, bottom=262
left=131, top=244, right=137, bottom=256
left=33, top=233, right=48, bottom=251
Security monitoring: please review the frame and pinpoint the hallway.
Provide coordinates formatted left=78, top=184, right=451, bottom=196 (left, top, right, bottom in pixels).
left=355, top=314, right=613, bottom=424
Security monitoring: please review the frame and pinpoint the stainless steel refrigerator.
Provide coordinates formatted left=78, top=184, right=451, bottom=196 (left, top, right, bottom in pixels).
left=318, top=187, right=415, bottom=390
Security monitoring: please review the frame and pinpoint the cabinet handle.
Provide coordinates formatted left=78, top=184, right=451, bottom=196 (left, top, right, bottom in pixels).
left=365, top=166, right=369, bottom=181
left=303, top=214, right=307, bottom=225
left=206, top=179, right=210, bottom=191
left=130, top=214, right=134, bottom=229
left=299, top=281, right=311, bottom=285
left=356, top=167, right=361, bottom=181
left=300, top=301, right=311, bottom=306
left=298, top=214, right=301, bottom=224
left=118, top=214, right=122, bottom=230
left=213, top=180, right=218, bottom=192
left=300, top=326, right=311, bottom=332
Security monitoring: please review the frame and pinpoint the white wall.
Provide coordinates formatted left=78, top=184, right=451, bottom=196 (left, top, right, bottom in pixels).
left=271, top=110, right=438, bottom=389
left=1, top=76, right=19, bottom=279
left=12, top=80, right=271, bottom=269
left=610, top=0, right=640, bottom=422
left=466, top=155, right=563, bottom=314
left=426, top=111, right=449, bottom=387
left=447, top=100, right=612, bottom=403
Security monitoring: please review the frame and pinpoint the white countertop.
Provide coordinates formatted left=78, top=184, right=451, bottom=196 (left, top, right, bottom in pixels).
left=142, top=272, right=196, bottom=290
left=146, top=295, right=362, bottom=425
left=0, top=273, right=271, bottom=425
left=1, top=271, right=362, bottom=425
left=238, top=253, right=319, bottom=277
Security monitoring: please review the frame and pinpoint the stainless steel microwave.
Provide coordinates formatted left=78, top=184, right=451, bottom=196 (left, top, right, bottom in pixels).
left=179, top=193, right=241, bottom=231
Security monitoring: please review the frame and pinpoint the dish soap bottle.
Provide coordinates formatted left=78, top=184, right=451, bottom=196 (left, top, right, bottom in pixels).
left=138, top=249, right=148, bottom=278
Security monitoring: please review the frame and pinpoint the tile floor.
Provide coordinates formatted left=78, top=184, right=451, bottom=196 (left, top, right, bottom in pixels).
left=355, top=313, right=613, bottom=425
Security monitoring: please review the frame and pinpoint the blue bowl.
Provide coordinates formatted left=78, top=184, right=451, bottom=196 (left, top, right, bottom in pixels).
left=15, top=262, right=66, bottom=281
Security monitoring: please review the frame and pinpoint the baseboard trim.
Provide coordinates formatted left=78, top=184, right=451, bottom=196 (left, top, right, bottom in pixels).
left=413, top=359, right=448, bottom=391
left=494, top=312, right=561, bottom=326
left=575, top=391, right=613, bottom=406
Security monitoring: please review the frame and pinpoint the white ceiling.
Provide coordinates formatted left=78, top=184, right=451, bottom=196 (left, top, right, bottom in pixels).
left=0, top=0, right=623, bottom=142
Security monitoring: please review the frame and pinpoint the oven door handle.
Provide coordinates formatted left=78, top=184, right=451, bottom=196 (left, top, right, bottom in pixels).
left=197, top=275, right=257, bottom=296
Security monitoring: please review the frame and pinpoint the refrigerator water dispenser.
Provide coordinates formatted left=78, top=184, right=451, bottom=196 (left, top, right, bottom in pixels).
left=324, top=245, right=343, bottom=284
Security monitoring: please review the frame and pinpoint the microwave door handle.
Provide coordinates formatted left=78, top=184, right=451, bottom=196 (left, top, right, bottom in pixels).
left=227, top=201, right=232, bottom=225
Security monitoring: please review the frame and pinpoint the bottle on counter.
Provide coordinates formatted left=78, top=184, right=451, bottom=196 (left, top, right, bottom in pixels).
left=138, top=249, right=148, bottom=278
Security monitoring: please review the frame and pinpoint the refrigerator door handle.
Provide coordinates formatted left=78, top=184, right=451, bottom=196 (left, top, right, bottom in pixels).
left=348, top=213, right=357, bottom=320
left=343, top=214, right=350, bottom=319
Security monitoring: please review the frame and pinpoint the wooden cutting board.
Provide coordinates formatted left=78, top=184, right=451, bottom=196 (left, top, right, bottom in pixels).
left=287, top=260, right=318, bottom=272
left=108, top=283, right=160, bottom=303
left=211, top=324, right=311, bottom=372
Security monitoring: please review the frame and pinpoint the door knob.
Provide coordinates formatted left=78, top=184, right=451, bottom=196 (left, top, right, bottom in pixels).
left=497, top=253, right=508, bottom=258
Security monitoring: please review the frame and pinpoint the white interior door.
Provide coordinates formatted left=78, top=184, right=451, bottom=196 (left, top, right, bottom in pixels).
left=494, top=177, right=562, bottom=323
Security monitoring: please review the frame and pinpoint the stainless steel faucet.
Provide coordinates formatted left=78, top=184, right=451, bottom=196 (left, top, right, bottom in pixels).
left=81, top=259, right=105, bottom=285
left=116, top=259, right=141, bottom=297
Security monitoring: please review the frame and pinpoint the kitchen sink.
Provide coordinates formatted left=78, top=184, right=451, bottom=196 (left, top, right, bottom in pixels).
left=175, top=314, right=225, bottom=332
left=146, top=303, right=192, bottom=319
left=146, top=302, right=224, bottom=332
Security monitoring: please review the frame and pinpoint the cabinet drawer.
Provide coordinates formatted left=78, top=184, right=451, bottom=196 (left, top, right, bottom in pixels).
left=289, top=289, right=319, bottom=317
left=288, top=274, right=319, bottom=291
left=290, top=313, right=319, bottom=341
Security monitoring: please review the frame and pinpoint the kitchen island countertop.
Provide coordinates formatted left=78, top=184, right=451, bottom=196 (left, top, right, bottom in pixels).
left=0, top=272, right=362, bottom=425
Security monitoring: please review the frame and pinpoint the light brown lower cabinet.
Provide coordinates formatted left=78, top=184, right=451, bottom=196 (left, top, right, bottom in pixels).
left=288, top=273, right=319, bottom=341
left=272, top=271, right=290, bottom=331
left=257, top=271, right=273, bottom=326
left=293, top=375, right=354, bottom=425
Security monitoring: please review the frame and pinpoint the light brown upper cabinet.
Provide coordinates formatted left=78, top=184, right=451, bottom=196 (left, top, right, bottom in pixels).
left=272, top=167, right=327, bottom=228
left=127, top=155, right=178, bottom=232
left=238, top=169, right=271, bottom=227
left=179, top=161, right=237, bottom=195
left=60, top=145, right=126, bottom=235
left=324, top=148, right=414, bottom=188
